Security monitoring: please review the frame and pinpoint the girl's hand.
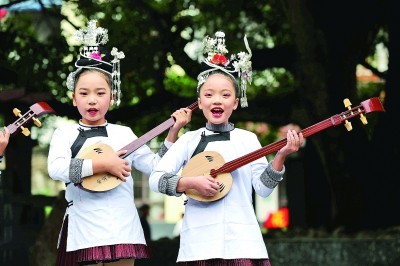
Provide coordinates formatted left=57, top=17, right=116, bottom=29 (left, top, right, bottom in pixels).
left=279, top=129, right=304, bottom=156
left=178, top=175, right=220, bottom=197
left=166, top=108, right=192, bottom=143
left=171, top=108, right=192, bottom=131
left=104, top=150, right=131, bottom=181
left=0, top=127, right=10, bottom=155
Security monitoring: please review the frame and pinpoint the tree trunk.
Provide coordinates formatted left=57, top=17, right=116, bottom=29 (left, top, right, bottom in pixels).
left=284, top=0, right=386, bottom=230
left=365, top=0, right=400, bottom=228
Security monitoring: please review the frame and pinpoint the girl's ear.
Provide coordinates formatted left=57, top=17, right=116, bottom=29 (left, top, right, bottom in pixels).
left=110, top=94, right=114, bottom=106
left=72, top=93, right=77, bottom=107
left=198, top=97, right=202, bottom=109
left=233, top=98, right=239, bottom=110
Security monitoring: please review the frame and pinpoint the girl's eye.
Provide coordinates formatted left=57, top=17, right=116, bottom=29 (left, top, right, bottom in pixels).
left=223, top=93, right=231, bottom=97
left=80, top=92, right=87, bottom=96
left=98, top=92, right=106, bottom=96
left=204, top=93, right=212, bottom=97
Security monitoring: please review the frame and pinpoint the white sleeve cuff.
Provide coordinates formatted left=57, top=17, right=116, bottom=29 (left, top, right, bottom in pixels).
left=163, top=140, right=173, bottom=149
left=82, top=159, right=94, bottom=177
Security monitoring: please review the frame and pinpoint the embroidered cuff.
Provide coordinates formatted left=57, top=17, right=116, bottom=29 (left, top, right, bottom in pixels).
left=69, top=158, right=84, bottom=184
left=157, top=142, right=169, bottom=157
left=158, top=173, right=183, bottom=196
left=260, top=160, right=285, bottom=189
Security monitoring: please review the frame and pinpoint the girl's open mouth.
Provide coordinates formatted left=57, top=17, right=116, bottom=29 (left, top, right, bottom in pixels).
left=88, top=108, right=98, bottom=116
left=211, top=108, right=223, bottom=118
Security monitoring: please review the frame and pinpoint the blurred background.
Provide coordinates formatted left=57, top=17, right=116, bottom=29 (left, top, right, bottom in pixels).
left=0, top=0, right=399, bottom=265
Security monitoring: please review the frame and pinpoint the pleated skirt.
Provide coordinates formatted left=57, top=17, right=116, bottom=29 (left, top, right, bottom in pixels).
left=177, top=259, right=272, bottom=266
left=56, top=215, right=151, bottom=266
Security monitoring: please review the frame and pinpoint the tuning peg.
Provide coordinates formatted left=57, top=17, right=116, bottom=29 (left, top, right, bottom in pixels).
left=359, top=113, right=368, bottom=125
left=343, top=98, right=353, bottom=131
left=32, top=117, right=42, bottom=127
left=20, top=126, right=30, bottom=136
left=13, top=108, right=21, bottom=117
left=343, top=98, right=352, bottom=108
left=13, top=107, right=34, bottom=136
left=344, top=120, right=352, bottom=131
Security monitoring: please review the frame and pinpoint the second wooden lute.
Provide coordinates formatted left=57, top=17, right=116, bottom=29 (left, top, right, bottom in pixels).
left=183, top=97, right=385, bottom=202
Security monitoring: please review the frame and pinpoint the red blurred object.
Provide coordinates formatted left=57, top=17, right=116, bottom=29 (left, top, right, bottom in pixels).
left=210, top=54, right=228, bottom=65
left=263, top=207, right=289, bottom=229
left=0, top=8, right=7, bottom=20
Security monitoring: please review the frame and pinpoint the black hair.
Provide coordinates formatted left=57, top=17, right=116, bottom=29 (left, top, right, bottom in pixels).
left=139, top=204, right=150, bottom=211
left=73, top=68, right=112, bottom=91
left=72, top=45, right=113, bottom=91
left=198, top=70, right=240, bottom=97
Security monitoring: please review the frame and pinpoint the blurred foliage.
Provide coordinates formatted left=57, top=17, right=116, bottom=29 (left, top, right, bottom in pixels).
left=1, top=0, right=394, bottom=234
left=1, top=0, right=296, bottom=136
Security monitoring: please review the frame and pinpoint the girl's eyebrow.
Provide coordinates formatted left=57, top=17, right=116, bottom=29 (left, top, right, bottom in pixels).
left=76, top=87, right=107, bottom=91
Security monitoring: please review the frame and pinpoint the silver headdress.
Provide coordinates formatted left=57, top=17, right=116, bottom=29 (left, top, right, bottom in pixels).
left=197, top=31, right=252, bottom=107
left=66, top=19, right=125, bottom=106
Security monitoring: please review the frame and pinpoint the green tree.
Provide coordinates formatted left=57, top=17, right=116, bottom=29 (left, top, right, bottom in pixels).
left=0, top=0, right=397, bottom=235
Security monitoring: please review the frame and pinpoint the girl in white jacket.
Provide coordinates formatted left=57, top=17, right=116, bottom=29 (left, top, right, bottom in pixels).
left=149, top=31, right=303, bottom=266
left=48, top=20, right=191, bottom=266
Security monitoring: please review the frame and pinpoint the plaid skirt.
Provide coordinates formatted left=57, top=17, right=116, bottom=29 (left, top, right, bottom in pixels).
left=56, top=215, right=151, bottom=266
left=177, top=259, right=272, bottom=266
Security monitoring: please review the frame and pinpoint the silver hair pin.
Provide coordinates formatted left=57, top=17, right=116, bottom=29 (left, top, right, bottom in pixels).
left=66, top=19, right=124, bottom=106
left=197, top=31, right=252, bottom=108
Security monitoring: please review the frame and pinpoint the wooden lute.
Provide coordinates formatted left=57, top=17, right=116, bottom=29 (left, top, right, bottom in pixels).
left=183, top=97, right=385, bottom=202
left=79, top=102, right=199, bottom=192
left=6, top=102, right=55, bottom=136
left=1, top=102, right=55, bottom=180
